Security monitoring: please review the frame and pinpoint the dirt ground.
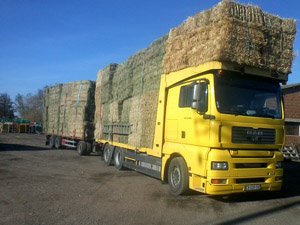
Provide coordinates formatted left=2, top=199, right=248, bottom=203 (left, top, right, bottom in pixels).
left=0, top=133, right=300, bottom=225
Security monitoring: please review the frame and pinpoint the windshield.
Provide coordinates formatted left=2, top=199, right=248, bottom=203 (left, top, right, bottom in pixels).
left=214, top=73, right=282, bottom=119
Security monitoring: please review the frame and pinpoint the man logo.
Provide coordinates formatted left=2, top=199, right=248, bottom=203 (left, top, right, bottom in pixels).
left=247, top=129, right=263, bottom=142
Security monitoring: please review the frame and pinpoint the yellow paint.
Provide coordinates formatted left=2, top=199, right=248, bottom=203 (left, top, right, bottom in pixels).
left=96, top=61, right=285, bottom=195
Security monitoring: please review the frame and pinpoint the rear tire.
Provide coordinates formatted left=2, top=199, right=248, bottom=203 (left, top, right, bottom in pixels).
left=77, top=141, right=87, bottom=156
left=54, top=137, right=62, bottom=149
left=86, top=142, right=92, bottom=155
left=103, top=144, right=113, bottom=166
left=49, top=136, right=55, bottom=149
left=168, top=157, right=189, bottom=195
left=114, top=147, right=124, bottom=170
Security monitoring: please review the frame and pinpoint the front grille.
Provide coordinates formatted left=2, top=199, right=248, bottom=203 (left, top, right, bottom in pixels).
left=232, top=127, right=275, bottom=144
left=235, top=178, right=265, bottom=184
left=235, top=163, right=267, bottom=169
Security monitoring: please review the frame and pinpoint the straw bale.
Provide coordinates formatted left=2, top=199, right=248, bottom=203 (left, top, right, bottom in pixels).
left=94, top=64, right=117, bottom=139
left=97, top=35, right=167, bottom=149
left=101, top=103, right=111, bottom=125
left=100, top=64, right=118, bottom=104
left=112, top=35, right=168, bottom=102
left=43, top=84, right=63, bottom=134
left=43, top=80, right=95, bottom=140
left=164, top=0, right=296, bottom=75
left=127, top=96, right=141, bottom=146
left=126, top=92, right=159, bottom=148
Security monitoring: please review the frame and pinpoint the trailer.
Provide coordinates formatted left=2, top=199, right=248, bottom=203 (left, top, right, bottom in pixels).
left=43, top=80, right=96, bottom=155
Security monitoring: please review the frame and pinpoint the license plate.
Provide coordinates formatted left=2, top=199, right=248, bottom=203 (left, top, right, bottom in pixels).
left=244, top=184, right=261, bottom=191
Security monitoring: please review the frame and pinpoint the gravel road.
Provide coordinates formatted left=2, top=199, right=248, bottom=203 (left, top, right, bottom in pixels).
left=0, top=133, right=300, bottom=225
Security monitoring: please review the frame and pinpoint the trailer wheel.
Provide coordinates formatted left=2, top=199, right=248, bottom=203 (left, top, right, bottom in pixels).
left=114, top=147, right=124, bottom=170
left=168, top=157, right=189, bottom=195
left=49, top=136, right=55, bottom=149
left=92, top=142, right=101, bottom=155
left=103, top=144, right=113, bottom=166
left=77, top=141, right=87, bottom=156
left=86, top=142, right=92, bottom=155
left=54, top=137, right=62, bottom=149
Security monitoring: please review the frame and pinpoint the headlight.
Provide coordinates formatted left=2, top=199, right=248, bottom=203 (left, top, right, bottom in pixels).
left=212, top=162, right=228, bottom=170
left=276, top=162, right=282, bottom=169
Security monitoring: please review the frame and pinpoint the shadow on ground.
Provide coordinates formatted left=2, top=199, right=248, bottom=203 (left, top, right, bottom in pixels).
left=215, top=199, right=300, bottom=225
left=0, top=143, right=50, bottom=151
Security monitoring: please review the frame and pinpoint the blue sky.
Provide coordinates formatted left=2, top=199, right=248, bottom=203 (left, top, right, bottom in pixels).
left=1, top=0, right=299, bottom=99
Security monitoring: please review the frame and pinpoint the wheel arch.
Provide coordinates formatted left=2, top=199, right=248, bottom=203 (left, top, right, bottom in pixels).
left=163, top=153, right=188, bottom=183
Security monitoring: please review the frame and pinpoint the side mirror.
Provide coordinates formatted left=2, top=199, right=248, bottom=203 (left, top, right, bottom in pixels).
left=192, top=82, right=208, bottom=114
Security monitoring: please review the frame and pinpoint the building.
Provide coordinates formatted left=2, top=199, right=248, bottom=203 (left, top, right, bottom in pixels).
left=282, top=83, right=300, bottom=148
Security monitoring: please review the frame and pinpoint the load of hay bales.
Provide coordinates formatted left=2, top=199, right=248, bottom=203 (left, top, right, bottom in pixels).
left=94, top=64, right=117, bottom=140
left=94, top=0, right=296, bottom=150
left=163, top=0, right=296, bottom=75
left=94, top=35, right=168, bottom=148
left=43, top=80, right=95, bottom=140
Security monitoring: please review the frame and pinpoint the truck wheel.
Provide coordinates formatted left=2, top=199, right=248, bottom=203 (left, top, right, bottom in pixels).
left=49, top=136, right=55, bottom=149
left=54, top=137, right=62, bottom=149
left=92, top=142, right=101, bottom=155
left=86, top=142, right=92, bottom=155
left=77, top=141, right=87, bottom=156
left=103, top=144, right=113, bottom=166
left=114, top=147, right=124, bottom=170
left=168, top=157, right=189, bottom=195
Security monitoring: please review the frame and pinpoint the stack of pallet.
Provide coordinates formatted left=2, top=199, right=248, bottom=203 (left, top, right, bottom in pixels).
left=43, top=80, right=95, bottom=140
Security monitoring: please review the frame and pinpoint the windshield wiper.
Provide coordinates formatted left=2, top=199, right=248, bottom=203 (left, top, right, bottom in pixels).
left=255, top=114, right=276, bottom=119
left=221, top=110, right=247, bottom=116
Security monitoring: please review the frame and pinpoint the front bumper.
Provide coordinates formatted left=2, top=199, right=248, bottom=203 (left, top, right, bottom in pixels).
left=205, top=179, right=282, bottom=195
left=189, top=149, right=284, bottom=195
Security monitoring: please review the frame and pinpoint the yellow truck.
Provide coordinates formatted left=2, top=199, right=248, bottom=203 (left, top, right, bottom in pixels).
left=92, top=1, right=295, bottom=195
left=95, top=61, right=285, bottom=195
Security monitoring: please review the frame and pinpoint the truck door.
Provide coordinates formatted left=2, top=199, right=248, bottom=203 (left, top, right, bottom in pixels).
left=165, top=75, right=211, bottom=147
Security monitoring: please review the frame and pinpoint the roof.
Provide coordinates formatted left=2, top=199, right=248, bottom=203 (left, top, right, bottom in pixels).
left=281, top=83, right=300, bottom=89
left=285, top=118, right=300, bottom=123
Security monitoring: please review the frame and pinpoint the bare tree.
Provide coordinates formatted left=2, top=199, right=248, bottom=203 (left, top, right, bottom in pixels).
left=15, top=89, right=43, bottom=122
left=15, top=94, right=26, bottom=118
left=0, top=93, right=15, bottom=119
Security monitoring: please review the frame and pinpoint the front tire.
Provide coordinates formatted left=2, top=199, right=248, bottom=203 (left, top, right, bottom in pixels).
left=168, top=157, right=189, bottom=195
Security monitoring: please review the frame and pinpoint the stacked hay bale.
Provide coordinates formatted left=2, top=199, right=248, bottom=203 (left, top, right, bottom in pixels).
left=95, top=0, right=296, bottom=150
left=43, top=80, right=95, bottom=140
left=163, top=0, right=296, bottom=75
left=43, top=84, right=63, bottom=135
left=94, top=64, right=117, bottom=140
left=94, top=35, right=168, bottom=148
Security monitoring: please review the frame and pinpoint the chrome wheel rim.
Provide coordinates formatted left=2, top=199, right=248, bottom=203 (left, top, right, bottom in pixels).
left=171, top=166, right=180, bottom=188
left=104, top=147, right=110, bottom=162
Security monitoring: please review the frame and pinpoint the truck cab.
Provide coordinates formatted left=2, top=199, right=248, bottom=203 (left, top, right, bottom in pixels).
left=158, top=61, right=285, bottom=195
